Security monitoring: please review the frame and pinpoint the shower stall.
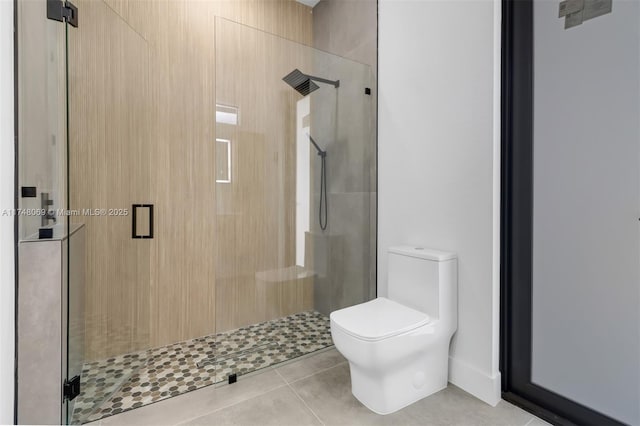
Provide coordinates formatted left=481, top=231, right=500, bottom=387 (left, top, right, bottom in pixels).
left=16, top=1, right=376, bottom=424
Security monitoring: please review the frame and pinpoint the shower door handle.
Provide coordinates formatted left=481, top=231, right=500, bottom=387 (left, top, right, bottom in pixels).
left=132, top=204, right=154, bottom=239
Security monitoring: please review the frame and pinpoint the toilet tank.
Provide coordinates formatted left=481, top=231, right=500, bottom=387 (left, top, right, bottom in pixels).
left=387, top=246, right=457, bottom=320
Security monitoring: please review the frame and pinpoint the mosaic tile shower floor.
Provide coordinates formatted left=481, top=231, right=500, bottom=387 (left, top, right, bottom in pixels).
left=72, top=311, right=332, bottom=424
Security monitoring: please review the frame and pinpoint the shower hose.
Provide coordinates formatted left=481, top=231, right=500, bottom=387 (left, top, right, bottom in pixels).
left=319, top=153, right=328, bottom=231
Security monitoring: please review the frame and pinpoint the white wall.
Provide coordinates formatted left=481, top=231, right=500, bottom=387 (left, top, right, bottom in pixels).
left=0, top=0, right=15, bottom=423
left=378, top=0, right=502, bottom=405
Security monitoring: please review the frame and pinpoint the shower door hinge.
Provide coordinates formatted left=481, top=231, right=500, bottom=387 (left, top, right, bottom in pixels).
left=63, top=375, right=81, bottom=401
left=47, top=0, right=78, bottom=28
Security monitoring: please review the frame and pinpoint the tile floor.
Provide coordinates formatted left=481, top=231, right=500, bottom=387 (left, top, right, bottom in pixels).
left=74, top=311, right=333, bottom=424
left=87, top=347, right=549, bottom=426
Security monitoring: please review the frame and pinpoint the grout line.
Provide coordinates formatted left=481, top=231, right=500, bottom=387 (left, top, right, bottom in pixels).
left=523, top=416, right=535, bottom=426
left=176, top=355, right=349, bottom=426
left=276, top=369, right=325, bottom=426
left=100, top=0, right=149, bottom=43
left=268, top=345, right=337, bottom=372
left=286, top=361, right=348, bottom=385
left=173, top=383, right=291, bottom=426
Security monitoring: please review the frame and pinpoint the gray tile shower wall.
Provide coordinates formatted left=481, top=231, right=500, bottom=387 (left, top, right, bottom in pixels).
left=313, top=0, right=378, bottom=70
left=309, top=0, right=378, bottom=314
left=313, top=0, right=378, bottom=191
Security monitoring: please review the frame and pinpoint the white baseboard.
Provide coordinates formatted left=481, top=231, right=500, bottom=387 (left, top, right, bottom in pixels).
left=448, top=356, right=501, bottom=406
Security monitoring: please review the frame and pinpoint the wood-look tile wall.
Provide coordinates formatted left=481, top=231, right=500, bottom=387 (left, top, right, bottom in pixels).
left=69, top=0, right=312, bottom=360
left=68, top=0, right=152, bottom=359
left=214, top=18, right=314, bottom=331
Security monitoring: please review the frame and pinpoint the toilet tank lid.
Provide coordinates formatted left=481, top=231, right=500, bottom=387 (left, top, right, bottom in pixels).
left=388, top=246, right=457, bottom=261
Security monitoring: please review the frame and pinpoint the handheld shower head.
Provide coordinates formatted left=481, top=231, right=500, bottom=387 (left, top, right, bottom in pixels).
left=307, top=134, right=326, bottom=157
left=305, top=134, right=329, bottom=231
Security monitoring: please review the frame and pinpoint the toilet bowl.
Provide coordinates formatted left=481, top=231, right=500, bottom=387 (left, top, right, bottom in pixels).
left=330, top=246, right=457, bottom=415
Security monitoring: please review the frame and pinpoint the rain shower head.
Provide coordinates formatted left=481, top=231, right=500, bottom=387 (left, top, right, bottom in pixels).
left=283, top=69, right=320, bottom=96
left=282, top=68, right=340, bottom=96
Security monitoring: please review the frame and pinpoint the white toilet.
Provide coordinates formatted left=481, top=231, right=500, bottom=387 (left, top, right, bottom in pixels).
left=330, top=246, right=457, bottom=415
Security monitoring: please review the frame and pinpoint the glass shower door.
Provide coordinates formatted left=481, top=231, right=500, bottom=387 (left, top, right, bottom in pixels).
left=213, top=18, right=376, bottom=382
left=65, top=1, right=219, bottom=422
left=17, top=0, right=70, bottom=423
left=65, top=1, right=153, bottom=422
left=17, top=2, right=147, bottom=419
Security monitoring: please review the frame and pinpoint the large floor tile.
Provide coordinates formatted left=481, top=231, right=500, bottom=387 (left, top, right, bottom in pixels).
left=93, top=349, right=547, bottom=426
left=181, top=386, right=321, bottom=426
left=291, top=363, right=534, bottom=426
left=526, top=417, right=553, bottom=426
left=100, top=370, right=286, bottom=426
left=290, top=363, right=417, bottom=425
left=275, top=348, right=346, bottom=383
left=400, top=386, right=533, bottom=426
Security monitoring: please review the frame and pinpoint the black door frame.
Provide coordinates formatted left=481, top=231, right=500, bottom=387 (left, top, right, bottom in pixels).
left=499, top=1, right=625, bottom=425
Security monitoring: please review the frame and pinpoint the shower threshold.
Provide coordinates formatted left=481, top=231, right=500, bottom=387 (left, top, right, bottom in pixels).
left=72, top=311, right=332, bottom=424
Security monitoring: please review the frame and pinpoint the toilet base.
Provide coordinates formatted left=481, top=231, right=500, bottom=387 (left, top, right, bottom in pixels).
left=348, top=346, right=449, bottom=415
